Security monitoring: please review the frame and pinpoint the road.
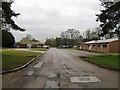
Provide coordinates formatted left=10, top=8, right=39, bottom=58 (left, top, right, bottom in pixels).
left=3, top=48, right=118, bottom=89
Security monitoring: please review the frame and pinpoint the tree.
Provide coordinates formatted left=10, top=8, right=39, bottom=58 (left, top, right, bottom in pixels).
left=96, top=0, right=120, bottom=38
left=19, top=34, right=33, bottom=44
left=82, top=27, right=101, bottom=42
left=1, top=30, right=15, bottom=48
left=56, top=37, right=62, bottom=47
left=60, top=31, right=69, bottom=46
left=32, top=38, right=39, bottom=42
left=60, top=29, right=82, bottom=46
left=45, top=38, right=56, bottom=47
left=83, top=29, right=91, bottom=40
left=0, top=0, right=25, bottom=48
left=19, top=35, right=41, bottom=43
left=1, top=0, right=25, bottom=31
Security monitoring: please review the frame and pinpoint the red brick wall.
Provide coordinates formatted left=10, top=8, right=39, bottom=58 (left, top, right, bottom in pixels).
left=80, top=43, right=109, bottom=53
left=80, top=40, right=120, bottom=53
left=109, top=40, right=120, bottom=53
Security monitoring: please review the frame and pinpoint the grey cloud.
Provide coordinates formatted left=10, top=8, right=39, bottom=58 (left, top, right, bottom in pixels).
left=11, top=0, right=101, bottom=42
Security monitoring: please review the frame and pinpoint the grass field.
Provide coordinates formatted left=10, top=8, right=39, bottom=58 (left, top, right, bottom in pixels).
left=31, top=48, right=48, bottom=51
left=106, top=53, right=120, bottom=56
left=88, top=54, right=119, bottom=70
left=2, top=49, right=41, bottom=71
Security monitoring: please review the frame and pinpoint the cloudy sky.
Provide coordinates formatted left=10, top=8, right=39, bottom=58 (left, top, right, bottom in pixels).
left=11, top=0, right=102, bottom=42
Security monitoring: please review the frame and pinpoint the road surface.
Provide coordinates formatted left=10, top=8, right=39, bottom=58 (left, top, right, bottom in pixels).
left=3, top=48, right=118, bottom=89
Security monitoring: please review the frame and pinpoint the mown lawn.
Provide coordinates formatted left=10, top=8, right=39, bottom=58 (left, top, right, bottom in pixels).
left=31, top=48, right=48, bottom=51
left=88, top=54, right=119, bottom=70
left=69, top=47, right=80, bottom=50
left=2, top=49, right=41, bottom=71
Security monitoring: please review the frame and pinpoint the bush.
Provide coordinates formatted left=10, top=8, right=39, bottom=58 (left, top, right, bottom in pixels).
left=2, top=30, right=15, bottom=48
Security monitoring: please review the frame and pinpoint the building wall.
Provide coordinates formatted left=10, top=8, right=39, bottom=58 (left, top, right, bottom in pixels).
left=19, top=44, right=27, bottom=48
left=16, top=43, right=44, bottom=48
left=109, top=40, right=120, bottom=53
left=80, top=40, right=120, bottom=53
left=97, top=43, right=109, bottom=53
left=31, top=44, right=43, bottom=48
left=31, top=44, right=37, bottom=48
left=80, top=43, right=110, bottom=53
left=91, top=44, right=97, bottom=52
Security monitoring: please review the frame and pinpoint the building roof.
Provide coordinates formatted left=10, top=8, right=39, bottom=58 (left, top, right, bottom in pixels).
left=85, top=38, right=119, bottom=44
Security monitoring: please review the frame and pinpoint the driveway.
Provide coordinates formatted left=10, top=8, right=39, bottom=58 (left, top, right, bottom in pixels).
left=2, top=48, right=118, bottom=88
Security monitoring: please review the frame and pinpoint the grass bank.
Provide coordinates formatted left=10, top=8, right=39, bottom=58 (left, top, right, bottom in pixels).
left=87, top=53, right=119, bottom=71
left=2, top=49, right=41, bottom=71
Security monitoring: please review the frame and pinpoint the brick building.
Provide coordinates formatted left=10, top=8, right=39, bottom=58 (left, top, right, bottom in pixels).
left=80, top=38, right=120, bottom=53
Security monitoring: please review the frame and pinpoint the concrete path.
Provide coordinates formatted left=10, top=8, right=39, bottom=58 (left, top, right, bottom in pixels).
left=2, top=48, right=118, bottom=89
left=6, top=48, right=46, bottom=53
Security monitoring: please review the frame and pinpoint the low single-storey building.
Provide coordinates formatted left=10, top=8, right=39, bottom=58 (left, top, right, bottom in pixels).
left=16, top=41, right=44, bottom=48
left=80, top=38, right=120, bottom=53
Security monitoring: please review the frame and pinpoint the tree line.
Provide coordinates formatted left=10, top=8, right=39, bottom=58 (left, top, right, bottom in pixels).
left=45, top=27, right=102, bottom=47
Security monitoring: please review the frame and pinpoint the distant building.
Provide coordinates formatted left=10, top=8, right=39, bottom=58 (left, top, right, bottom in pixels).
left=80, top=38, right=120, bottom=53
left=16, top=40, right=44, bottom=48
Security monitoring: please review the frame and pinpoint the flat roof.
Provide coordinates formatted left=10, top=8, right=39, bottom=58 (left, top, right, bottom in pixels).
left=85, top=38, right=119, bottom=44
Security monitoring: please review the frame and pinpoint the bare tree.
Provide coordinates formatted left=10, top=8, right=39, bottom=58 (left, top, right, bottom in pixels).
left=82, top=27, right=101, bottom=42
left=60, top=29, right=82, bottom=47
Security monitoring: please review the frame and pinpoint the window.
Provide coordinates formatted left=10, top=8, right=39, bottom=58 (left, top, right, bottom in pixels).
left=103, top=44, right=107, bottom=47
left=98, top=45, right=100, bottom=47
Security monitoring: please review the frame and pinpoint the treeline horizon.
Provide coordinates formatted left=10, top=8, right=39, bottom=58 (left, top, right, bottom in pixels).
left=44, top=27, right=119, bottom=47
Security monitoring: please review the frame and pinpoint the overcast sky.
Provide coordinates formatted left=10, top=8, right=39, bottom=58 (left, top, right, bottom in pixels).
left=11, top=0, right=102, bottom=42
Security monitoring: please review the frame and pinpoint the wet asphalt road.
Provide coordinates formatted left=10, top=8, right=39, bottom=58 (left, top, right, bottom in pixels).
left=2, top=48, right=118, bottom=89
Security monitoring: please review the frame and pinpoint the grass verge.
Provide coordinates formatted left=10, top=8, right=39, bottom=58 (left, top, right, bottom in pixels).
left=31, top=48, right=48, bottom=51
left=2, top=49, right=41, bottom=71
left=87, top=54, right=119, bottom=71
left=59, top=47, right=80, bottom=50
